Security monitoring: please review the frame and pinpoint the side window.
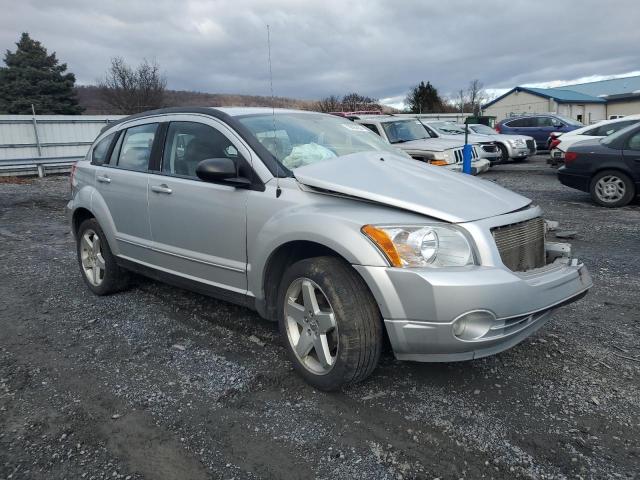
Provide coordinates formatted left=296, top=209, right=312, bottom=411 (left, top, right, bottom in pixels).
left=361, top=124, right=380, bottom=135
left=116, top=123, right=158, bottom=171
left=537, top=117, right=554, bottom=127
left=506, top=118, right=528, bottom=127
left=162, top=122, right=240, bottom=178
left=627, top=131, right=640, bottom=151
left=91, top=133, right=115, bottom=165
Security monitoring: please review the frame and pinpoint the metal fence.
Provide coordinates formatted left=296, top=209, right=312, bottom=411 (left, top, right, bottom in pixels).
left=0, top=114, right=124, bottom=177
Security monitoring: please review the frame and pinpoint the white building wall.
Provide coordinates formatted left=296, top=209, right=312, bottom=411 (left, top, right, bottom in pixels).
left=606, top=100, right=640, bottom=118
left=484, top=91, right=551, bottom=120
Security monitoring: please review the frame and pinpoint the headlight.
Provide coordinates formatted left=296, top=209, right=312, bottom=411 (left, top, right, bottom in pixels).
left=508, top=138, right=525, bottom=147
left=362, top=224, right=476, bottom=268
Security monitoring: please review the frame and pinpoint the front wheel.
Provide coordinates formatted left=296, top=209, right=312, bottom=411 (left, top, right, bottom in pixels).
left=278, top=256, right=382, bottom=391
left=497, top=143, right=509, bottom=163
left=589, top=170, right=635, bottom=208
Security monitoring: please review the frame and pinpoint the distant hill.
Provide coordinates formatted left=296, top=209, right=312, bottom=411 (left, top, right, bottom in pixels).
left=75, top=85, right=318, bottom=114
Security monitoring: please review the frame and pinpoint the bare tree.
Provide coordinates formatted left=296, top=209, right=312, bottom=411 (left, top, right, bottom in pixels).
left=341, top=92, right=378, bottom=111
left=467, top=79, right=487, bottom=116
left=99, top=57, right=167, bottom=114
left=315, top=95, right=342, bottom=112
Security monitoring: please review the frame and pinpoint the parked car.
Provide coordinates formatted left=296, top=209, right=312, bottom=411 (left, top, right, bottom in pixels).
left=353, top=116, right=490, bottom=174
left=420, top=121, right=501, bottom=163
left=548, top=115, right=640, bottom=166
left=466, top=123, right=536, bottom=162
left=496, top=114, right=583, bottom=150
left=68, top=107, right=592, bottom=390
left=558, top=122, right=640, bottom=207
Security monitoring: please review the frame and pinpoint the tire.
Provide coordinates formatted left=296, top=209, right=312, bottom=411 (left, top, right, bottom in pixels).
left=497, top=143, right=509, bottom=163
left=589, top=170, right=635, bottom=208
left=76, top=218, right=130, bottom=295
left=278, top=256, right=382, bottom=391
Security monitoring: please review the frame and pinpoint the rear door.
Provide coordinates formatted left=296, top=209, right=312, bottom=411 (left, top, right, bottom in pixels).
left=146, top=117, right=250, bottom=293
left=93, top=121, right=160, bottom=263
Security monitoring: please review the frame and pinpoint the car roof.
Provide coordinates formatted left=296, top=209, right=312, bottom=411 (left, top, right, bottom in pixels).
left=499, top=113, right=562, bottom=123
left=355, top=115, right=418, bottom=123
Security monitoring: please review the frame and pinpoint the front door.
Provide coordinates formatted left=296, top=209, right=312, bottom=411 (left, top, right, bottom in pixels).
left=147, top=119, right=249, bottom=293
left=622, top=127, right=640, bottom=178
left=94, top=122, right=159, bottom=263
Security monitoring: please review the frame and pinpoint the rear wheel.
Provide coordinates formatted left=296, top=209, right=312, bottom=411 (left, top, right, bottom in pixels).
left=278, top=256, right=382, bottom=391
left=76, top=218, right=130, bottom=295
left=590, top=170, right=635, bottom=208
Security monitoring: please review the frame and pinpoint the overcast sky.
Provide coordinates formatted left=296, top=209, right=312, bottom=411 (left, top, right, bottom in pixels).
left=1, top=0, right=639, bottom=107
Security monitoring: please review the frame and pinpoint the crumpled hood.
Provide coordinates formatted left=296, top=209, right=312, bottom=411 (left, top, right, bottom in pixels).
left=395, top=138, right=464, bottom=152
left=293, top=152, right=531, bottom=223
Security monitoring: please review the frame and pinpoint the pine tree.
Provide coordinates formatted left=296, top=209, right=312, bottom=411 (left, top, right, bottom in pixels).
left=0, top=33, right=83, bottom=114
left=405, top=81, right=444, bottom=114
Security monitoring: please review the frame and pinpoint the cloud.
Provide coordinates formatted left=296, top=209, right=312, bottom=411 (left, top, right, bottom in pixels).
left=1, top=0, right=638, bottom=103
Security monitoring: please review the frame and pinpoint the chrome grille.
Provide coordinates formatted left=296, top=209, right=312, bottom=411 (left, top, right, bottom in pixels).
left=492, top=217, right=545, bottom=271
left=526, top=139, right=535, bottom=153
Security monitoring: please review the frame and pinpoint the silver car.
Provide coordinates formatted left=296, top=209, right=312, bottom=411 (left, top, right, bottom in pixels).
left=353, top=116, right=491, bottom=174
left=67, top=107, right=592, bottom=390
left=421, top=121, right=501, bottom=163
left=466, top=123, right=536, bottom=162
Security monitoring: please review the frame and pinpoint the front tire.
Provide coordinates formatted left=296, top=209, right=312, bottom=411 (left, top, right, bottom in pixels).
left=589, top=170, right=635, bottom=208
left=278, top=256, right=382, bottom=391
left=497, top=143, right=510, bottom=163
left=76, top=218, right=130, bottom=295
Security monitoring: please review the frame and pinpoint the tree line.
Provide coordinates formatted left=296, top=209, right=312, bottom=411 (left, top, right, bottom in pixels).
left=0, top=32, right=489, bottom=116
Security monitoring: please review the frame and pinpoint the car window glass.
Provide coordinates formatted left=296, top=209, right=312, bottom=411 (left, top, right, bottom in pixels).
left=91, top=133, right=114, bottom=165
left=627, top=131, right=640, bottom=150
left=506, top=118, right=528, bottom=127
left=162, top=122, right=240, bottom=177
left=117, top=124, right=158, bottom=171
left=537, top=117, right=554, bottom=127
left=361, top=124, right=380, bottom=135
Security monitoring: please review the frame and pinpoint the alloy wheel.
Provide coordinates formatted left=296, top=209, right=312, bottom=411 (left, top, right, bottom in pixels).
left=284, top=277, right=339, bottom=375
left=80, top=229, right=106, bottom=286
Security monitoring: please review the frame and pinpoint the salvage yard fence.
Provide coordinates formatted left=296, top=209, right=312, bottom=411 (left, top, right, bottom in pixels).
left=0, top=114, right=124, bottom=177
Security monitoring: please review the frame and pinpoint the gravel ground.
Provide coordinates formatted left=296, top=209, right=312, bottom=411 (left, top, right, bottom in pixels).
left=1, top=155, right=638, bottom=480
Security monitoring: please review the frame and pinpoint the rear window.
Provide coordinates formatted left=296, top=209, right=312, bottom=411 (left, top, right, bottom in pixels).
left=505, top=118, right=534, bottom=127
left=587, top=120, right=638, bottom=137
left=91, top=133, right=115, bottom=165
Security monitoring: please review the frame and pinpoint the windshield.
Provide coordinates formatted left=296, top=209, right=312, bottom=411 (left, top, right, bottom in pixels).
left=469, top=124, right=496, bottom=135
left=427, top=121, right=466, bottom=135
left=237, top=113, right=404, bottom=170
left=601, top=123, right=639, bottom=146
left=380, top=120, right=430, bottom=143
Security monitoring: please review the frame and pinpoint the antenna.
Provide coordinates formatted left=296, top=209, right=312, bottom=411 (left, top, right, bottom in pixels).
left=267, top=24, right=282, bottom=198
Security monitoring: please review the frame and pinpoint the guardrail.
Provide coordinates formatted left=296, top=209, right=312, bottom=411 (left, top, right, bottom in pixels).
left=0, top=155, right=83, bottom=177
left=0, top=113, right=124, bottom=177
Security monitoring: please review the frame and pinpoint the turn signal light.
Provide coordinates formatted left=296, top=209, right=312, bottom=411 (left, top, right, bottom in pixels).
left=430, top=160, right=448, bottom=166
left=361, top=225, right=403, bottom=267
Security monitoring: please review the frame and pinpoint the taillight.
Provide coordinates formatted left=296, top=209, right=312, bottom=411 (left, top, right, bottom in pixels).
left=495, top=124, right=501, bottom=133
left=564, top=151, right=578, bottom=164
left=550, top=138, right=561, bottom=149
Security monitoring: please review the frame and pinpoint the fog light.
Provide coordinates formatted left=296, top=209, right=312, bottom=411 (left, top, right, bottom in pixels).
left=452, top=310, right=496, bottom=341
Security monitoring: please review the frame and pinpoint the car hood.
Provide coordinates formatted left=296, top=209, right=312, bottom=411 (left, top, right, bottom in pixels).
left=394, top=138, right=463, bottom=151
left=293, top=152, right=531, bottom=223
left=435, top=133, right=492, bottom=143
left=488, top=133, right=534, bottom=142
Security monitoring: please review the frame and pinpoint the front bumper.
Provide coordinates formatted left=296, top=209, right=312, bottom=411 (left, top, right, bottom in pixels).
left=445, top=158, right=491, bottom=175
left=354, top=250, right=592, bottom=362
left=506, top=145, right=530, bottom=159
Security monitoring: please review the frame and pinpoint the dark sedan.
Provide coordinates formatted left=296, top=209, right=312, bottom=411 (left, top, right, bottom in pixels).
left=558, top=123, right=640, bottom=207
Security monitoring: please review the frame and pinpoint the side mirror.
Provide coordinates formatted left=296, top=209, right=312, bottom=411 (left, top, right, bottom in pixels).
left=195, top=158, right=251, bottom=187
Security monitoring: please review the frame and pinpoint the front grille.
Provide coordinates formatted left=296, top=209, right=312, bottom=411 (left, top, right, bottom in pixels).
left=492, top=217, right=545, bottom=272
left=526, top=139, right=535, bottom=153
left=453, top=147, right=478, bottom=164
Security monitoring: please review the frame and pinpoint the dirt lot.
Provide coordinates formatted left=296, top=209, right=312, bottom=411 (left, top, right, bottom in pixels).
left=1, top=156, right=639, bottom=480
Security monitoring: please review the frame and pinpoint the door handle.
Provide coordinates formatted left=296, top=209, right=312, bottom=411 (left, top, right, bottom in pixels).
left=151, top=184, right=172, bottom=194
left=96, top=175, right=111, bottom=183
